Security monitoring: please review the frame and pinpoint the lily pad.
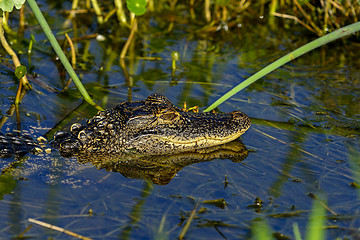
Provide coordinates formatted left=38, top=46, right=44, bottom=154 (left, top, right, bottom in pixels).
left=0, top=0, right=25, bottom=12
left=15, top=65, right=27, bottom=79
left=126, top=0, right=147, bottom=16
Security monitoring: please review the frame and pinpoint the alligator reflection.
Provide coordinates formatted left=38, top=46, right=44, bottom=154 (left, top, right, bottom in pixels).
left=75, top=140, right=248, bottom=185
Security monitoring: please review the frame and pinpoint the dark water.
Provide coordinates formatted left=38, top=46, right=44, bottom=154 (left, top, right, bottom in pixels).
left=0, top=1, right=359, bottom=239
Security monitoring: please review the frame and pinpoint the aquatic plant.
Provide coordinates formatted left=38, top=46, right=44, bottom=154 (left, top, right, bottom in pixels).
left=0, top=0, right=101, bottom=109
left=251, top=199, right=327, bottom=240
left=204, top=21, right=360, bottom=112
left=27, top=0, right=101, bottom=109
left=0, top=0, right=30, bottom=104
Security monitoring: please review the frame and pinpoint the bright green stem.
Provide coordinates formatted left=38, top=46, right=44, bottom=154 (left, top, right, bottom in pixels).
left=204, top=21, right=360, bottom=112
left=26, top=0, right=102, bottom=110
left=90, top=0, right=104, bottom=24
left=305, top=199, right=326, bottom=240
left=114, top=0, right=127, bottom=25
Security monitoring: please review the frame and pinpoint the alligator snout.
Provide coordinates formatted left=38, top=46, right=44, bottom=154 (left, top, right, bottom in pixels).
left=230, top=111, right=251, bottom=131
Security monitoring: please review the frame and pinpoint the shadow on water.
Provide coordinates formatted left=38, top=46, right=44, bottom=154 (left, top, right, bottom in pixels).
left=0, top=1, right=359, bottom=239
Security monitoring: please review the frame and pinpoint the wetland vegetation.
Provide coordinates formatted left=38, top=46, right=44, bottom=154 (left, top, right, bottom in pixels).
left=0, top=0, right=359, bottom=239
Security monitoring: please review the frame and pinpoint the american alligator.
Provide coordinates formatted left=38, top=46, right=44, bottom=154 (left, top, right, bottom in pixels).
left=0, top=93, right=251, bottom=159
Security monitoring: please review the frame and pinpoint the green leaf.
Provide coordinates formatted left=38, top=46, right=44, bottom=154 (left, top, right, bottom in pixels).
left=0, top=0, right=25, bottom=12
left=126, top=0, right=147, bottom=16
left=15, top=65, right=27, bottom=79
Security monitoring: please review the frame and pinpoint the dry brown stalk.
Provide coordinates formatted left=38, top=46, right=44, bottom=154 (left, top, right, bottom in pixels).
left=28, top=218, right=93, bottom=240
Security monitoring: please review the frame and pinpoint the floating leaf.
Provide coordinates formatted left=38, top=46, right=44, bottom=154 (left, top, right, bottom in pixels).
left=15, top=65, right=27, bottom=79
left=0, top=0, right=25, bottom=12
left=126, top=0, right=147, bottom=16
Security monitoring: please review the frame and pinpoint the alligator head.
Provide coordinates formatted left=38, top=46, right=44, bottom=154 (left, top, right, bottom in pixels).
left=53, top=93, right=251, bottom=157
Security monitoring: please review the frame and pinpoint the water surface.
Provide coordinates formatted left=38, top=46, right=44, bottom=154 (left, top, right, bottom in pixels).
left=0, top=1, right=359, bottom=239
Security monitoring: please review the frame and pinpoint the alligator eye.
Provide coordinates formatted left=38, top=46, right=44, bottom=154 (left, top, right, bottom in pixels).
left=161, top=111, right=179, bottom=121
left=146, top=93, right=169, bottom=104
left=126, top=115, right=155, bottom=128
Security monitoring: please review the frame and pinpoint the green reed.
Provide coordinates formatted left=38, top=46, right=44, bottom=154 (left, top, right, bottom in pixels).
left=204, top=21, right=360, bottom=112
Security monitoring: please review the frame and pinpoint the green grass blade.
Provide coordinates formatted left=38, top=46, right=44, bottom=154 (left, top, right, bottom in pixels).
left=251, top=218, right=272, bottom=240
left=292, top=222, right=302, bottom=240
left=204, top=21, right=360, bottom=112
left=26, top=0, right=103, bottom=110
left=305, top=199, right=326, bottom=240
